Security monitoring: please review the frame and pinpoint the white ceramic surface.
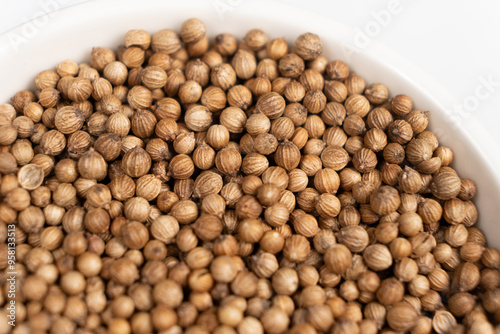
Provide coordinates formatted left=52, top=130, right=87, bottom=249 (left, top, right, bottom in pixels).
left=1, top=0, right=499, bottom=246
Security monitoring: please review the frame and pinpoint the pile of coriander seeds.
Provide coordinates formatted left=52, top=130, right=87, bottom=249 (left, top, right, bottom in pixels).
left=0, top=16, right=499, bottom=334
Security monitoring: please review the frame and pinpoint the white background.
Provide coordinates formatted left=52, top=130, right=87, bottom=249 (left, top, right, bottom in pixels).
left=1, top=0, right=500, bottom=145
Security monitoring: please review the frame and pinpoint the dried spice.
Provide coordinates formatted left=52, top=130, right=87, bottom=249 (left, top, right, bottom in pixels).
left=1, top=18, right=496, bottom=334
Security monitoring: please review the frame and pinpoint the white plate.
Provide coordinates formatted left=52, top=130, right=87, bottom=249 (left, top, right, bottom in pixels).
left=1, top=0, right=499, bottom=247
